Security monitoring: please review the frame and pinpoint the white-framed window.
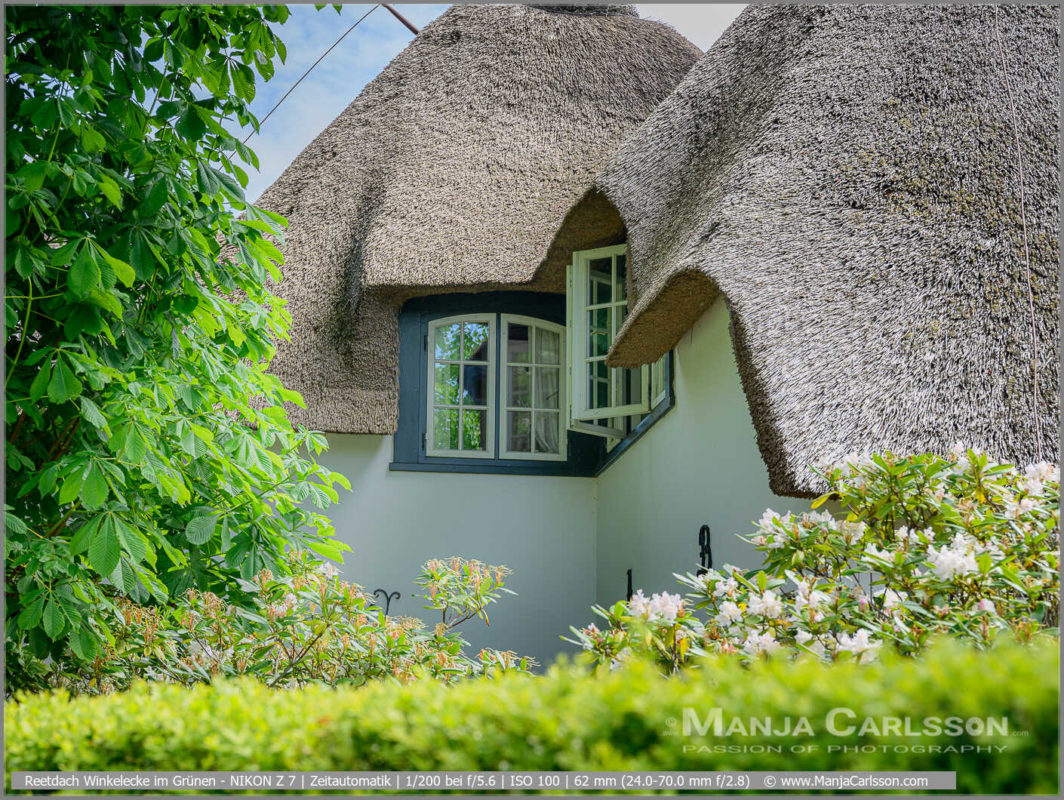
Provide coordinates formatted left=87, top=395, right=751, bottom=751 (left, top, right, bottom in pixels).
left=500, top=316, right=566, bottom=461
left=426, top=315, right=496, bottom=458
left=567, top=244, right=650, bottom=438
left=424, top=313, right=566, bottom=461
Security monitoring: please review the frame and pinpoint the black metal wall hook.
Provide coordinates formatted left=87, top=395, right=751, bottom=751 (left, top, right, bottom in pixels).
left=372, top=588, right=401, bottom=615
left=697, top=524, right=713, bottom=576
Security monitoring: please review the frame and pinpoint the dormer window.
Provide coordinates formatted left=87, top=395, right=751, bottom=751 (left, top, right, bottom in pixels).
left=392, top=284, right=672, bottom=477
left=424, top=314, right=567, bottom=461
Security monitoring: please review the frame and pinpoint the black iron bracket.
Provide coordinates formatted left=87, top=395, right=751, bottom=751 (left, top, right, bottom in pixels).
left=372, top=588, right=401, bottom=615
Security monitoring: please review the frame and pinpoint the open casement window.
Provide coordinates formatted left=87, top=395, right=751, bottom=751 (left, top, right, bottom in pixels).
left=426, top=315, right=496, bottom=458
left=567, top=244, right=650, bottom=438
left=500, top=316, right=566, bottom=461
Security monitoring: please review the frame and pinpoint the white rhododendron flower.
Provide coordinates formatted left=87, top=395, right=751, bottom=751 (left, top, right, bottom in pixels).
left=316, top=561, right=340, bottom=579
left=627, top=589, right=650, bottom=618
left=837, top=629, right=880, bottom=662
left=838, top=520, right=867, bottom=545
left=1006, top=497, right=1038, bottom=520
left=864, top=542, right=892, bottom=562
left=927, top=542, right=978, bottom=580
left=714, top=576, right=739, bottom=598
left=1025, top=462, right=1060, bottom=484
left=758, top=509, right=779, bottom=531
left=717, top=600, right=743, bottom=625
left=743, top=631, right=780, bottom=656
left=628, top=590, right=683, bottom=624
left=748, top=590, right=783, bottom=619
left=647, top=592, right=684, bottom=624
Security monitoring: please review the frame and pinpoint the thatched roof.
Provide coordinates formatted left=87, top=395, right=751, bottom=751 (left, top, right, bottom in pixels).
left=599, top=4, right=1060, bottom=496
left=258, top=4, right=700, bottom=433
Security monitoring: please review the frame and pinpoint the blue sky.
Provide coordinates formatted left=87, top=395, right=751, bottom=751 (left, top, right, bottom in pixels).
left=238, top=4, right=745, bottom=202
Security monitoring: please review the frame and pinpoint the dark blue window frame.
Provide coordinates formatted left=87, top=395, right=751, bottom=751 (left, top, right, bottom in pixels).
left=390, top=291, right=673, bottom=477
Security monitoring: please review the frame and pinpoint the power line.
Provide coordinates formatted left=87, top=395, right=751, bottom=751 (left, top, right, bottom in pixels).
left=242, top=4, right=381, bottom=146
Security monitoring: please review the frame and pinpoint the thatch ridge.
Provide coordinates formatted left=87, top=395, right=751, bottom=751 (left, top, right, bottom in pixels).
left=258, top=4, right=700, bottom=434
left=599, top=4, right=1060, bottom=495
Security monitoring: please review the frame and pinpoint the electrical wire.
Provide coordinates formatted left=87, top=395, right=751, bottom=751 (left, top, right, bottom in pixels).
left=241, top=4, right=381, bottom=146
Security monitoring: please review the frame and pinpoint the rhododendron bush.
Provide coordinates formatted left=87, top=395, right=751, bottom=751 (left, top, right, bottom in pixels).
left=568, top=448, right=1059, bottom=673
left=9, top=554, right=532, bottom=696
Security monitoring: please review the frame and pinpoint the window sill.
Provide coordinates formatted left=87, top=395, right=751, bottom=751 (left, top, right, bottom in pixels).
left=389, top=460, right=593, bottom=477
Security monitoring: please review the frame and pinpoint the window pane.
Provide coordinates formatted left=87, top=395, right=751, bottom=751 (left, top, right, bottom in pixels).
left=508, top=410, right=531, bottom=452
left=507, top=324, right=530, bottom=363
left=534, top=412, right=561, bottom=454
left=462, top=409, right=487, bottom=451
left=589, top=359, right=610, bottom=410
left=588, top=257, right=612, bottom=305
left=535, top=366, right=560, bottom=409
left=613, top=304, right=627, bottom=339
left=434, top=364, right=459, bottom=405
left=652, top=355, right=666, bottom=401
left=433, top=408, right=459, bottom=450
left=463, top=322, right=490, bottom=361
left=462, top=364, right=488, bottom=406
left=616, top=366, right=643, bottom=406
left=535, top=327, right=560, bottom=365
left=588, top=309, right=610, bottom=357
left=508, top=366, right=531, bottom=407
left=434, top=323, right=461, bottom=361
left=616, top=253, right=627, bottom=300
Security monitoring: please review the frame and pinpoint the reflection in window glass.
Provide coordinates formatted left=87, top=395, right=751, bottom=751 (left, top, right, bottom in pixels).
left=508, top=410, right=531, bottom=452
left=509, top=366, right=531, bottom=407
left=462, top=409, right=486, bottom=451
left=434, top=364, right=459, bottom=404
left=507, top=324, right=530, bottom=362
left=462, top=364, right=488, bottom=406
left=434, top=323, right=461, bottom=361
left=502, top=318, right=565, bottom=459
left=429, top=318, right=493, bottom=456
left=433, top=408, right=458, bottom=450
left=463, top=322, right=490, bottom=361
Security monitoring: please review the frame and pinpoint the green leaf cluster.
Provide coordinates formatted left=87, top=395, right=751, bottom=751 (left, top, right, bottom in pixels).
left=5, top=5, right=350, bottom=683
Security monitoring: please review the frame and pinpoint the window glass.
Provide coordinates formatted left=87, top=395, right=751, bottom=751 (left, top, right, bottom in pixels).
left=507, top=323, right=530, bottom=362
left=501, top=317, right=566, bottom=460
left=427, top=317, right=494, bottom=456
left=568, top=245, right=651, bottom=426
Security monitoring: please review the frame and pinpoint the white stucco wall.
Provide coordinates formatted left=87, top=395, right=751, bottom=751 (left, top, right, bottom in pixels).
left=315, top=435, right=597, bottom=668
left=594, top=298, right=806, bottom=608
left=318, top=298, right=808, bottom=666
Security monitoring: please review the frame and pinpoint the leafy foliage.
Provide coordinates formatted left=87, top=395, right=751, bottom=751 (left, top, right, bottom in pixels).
left=8, top=553, right=532, bottom=696
left=6, top=638, right=1058, bottom=794
left=568, top=449, right=1059, bottom=672
left=5, top=6, right=351, bottom=683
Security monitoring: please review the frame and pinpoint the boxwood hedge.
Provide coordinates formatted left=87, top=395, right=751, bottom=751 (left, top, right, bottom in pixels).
left=5, top=639, right=1058, bottom=794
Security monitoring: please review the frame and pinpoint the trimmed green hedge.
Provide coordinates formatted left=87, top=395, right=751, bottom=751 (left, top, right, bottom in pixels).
left=6, top=639, right=1058, bottom=794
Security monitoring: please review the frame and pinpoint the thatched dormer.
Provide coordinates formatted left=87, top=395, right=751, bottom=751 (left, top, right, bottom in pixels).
left=257, top=4, right=700, bottom=435
left=597, top=4, right=1059, bottom=495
